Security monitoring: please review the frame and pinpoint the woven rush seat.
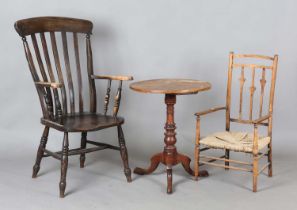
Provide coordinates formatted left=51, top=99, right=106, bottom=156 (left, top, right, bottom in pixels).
left=200, top=131, right=270, bottom=153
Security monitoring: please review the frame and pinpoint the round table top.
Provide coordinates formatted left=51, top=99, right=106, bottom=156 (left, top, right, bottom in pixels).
left=129, top=79, right=211, bottom=95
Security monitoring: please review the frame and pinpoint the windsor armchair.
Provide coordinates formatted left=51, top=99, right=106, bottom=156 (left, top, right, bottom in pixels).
left=15, top=17, right=133, bottom=198
left=194, top=52, right=278, bottom=192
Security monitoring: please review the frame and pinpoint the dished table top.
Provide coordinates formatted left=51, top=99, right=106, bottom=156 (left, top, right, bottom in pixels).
left=129, top=79, right=211, bottom=95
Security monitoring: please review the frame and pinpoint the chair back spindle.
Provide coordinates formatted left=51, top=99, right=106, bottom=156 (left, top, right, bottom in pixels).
left=50, top=31, right=68, bottom=114
left=86, top=34, right=97, bottom=113
left=73, top=32, right=84, bottom=113
left=104, top=79, right=112, bottom=115
left=61, top=31, right=75, bottom=114
left=249, top=67, right=256, bottom=120
left=113, top=81, right=123, bottom=117
left=259, top=68, right=266, bottom=118
left=238, top=66, right=245, bottom=119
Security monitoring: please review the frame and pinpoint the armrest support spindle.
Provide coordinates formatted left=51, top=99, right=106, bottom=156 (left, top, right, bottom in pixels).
left=113, top=81, right=123, bottom=117
left=35, top=81, right=63, bottom=118
left=104, top=79, right=112, bottom=115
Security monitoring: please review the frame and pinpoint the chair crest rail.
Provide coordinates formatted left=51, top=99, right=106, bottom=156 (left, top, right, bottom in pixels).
left=15, top=16, right=93, bottom=37
left=233, top=54, right=274, bottom=60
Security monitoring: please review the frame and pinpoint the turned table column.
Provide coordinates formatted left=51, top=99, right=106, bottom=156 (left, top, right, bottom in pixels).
left=163, top=94, right=177, bottom=193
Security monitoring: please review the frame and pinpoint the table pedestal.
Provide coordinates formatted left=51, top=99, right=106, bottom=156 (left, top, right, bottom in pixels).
left=134, top=94, right=208, bottom=194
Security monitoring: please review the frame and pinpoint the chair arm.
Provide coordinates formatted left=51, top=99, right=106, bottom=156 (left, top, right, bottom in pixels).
left=195, top=106, right=226, bottom=117
left=35, top=81, right=62, bottom=89
left=91, top=74, right=133, bottom=81
left=252, top=114, right=271, bottom=124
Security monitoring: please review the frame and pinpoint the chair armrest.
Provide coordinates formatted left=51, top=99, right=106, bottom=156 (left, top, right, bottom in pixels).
left=195, top=106, right=226, bottom=117
left=252, top=114, right=271, bottom=124
left=91, top=74, right=133, bottom=81
left=35, top=81, right=62, bottom=89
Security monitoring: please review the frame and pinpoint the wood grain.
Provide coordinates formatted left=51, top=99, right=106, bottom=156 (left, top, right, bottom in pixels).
left=73, top=32, right=84, bottom=112
left=50, top=31, right=68, bottom=114
left=132, top=81, right=211, bottom=193
left=62, top=31, right=75, bottom=113
left=233, top=54, right=274, bottom=60
left=86, top=34, right=97, bottom=113
left=195, top=106, right=226, bottom=116
left=238, top=66, right=245, bottom=119
left=15, top=16, right=92, bottom=37
left=130, top=79, right=211, bottom=95
left=92, top=74, right=133, bottom=81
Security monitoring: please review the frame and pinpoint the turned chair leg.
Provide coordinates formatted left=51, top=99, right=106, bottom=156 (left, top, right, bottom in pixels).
left=252, top=153, right=258, bottom=192
left=80, top=132, right=87, bottom=168
left=268, top=143, right=273, bottom=177
left=194, top=116, right=200, bottom=180
left=225, top=149, right=230, bottom=170
left=32, top=126, right=50, bottom=178
left=59, top=132, right=69, bottom=198
left=117, top=125, right=132, bottom=182
left=194, top=144, right=200, bottom=180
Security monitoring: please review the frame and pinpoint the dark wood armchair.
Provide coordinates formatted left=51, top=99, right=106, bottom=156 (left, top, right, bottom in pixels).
left=15, top=16, right=133, bottom=198
left=194, top=52, right=278, bottom=192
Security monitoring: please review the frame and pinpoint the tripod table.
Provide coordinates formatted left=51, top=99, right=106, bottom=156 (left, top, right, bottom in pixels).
left=130, top=79, right=211, bottom=193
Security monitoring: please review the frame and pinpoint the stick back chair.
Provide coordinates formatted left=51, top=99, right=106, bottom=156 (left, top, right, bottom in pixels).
left=15, top=16, right=133, bottom=198
left=194, top=52, right=278, bottom=192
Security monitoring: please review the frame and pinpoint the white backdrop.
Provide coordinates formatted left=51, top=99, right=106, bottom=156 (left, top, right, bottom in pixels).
left=0, top=0, right=296, bottom=209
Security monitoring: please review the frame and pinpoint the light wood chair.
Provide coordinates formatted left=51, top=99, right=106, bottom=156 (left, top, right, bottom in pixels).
left=194, top=52, right=278, bottom=192
left=15, top=17, right=133, bottom=197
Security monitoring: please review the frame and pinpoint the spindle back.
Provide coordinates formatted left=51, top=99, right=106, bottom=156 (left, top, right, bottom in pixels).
left=226, top=52, right=278, bottom=130
left=15, top=17, right=97, bottom=119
